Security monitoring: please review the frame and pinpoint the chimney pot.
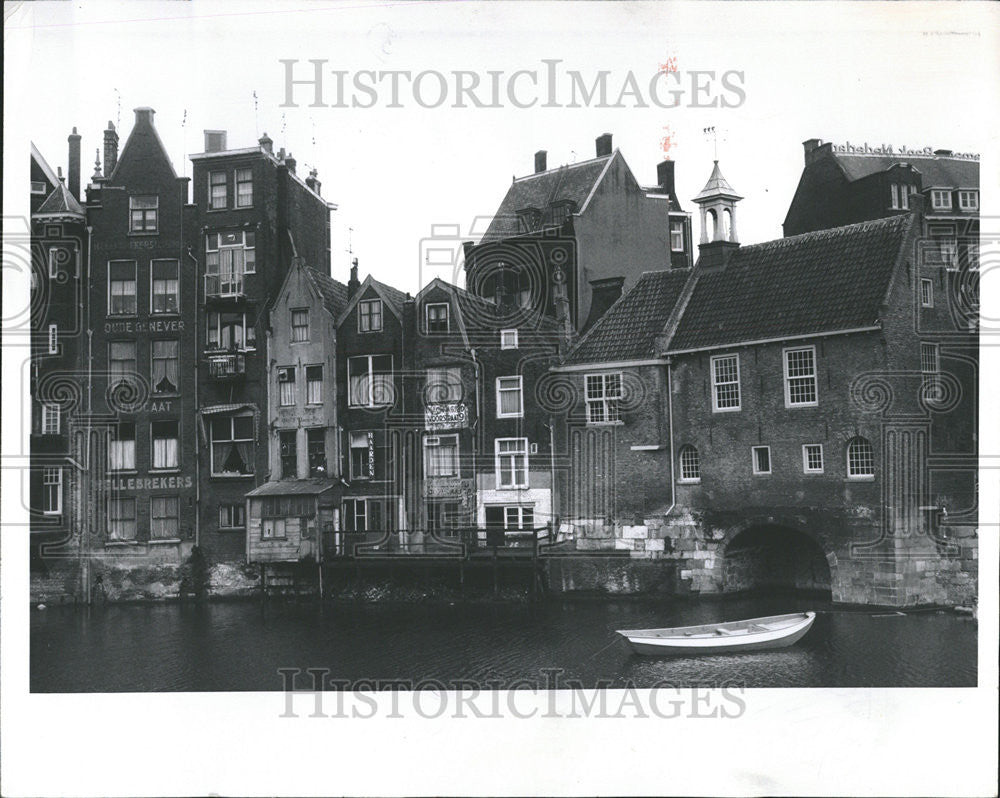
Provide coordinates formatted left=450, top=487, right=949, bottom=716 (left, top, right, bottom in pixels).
left=656, top=160, right=676, bottom=195
left=933, top=149, right=953, bottom=157
left=285, top=153, right=296, bottom=174
left=534, top=150, right=547, bottom=173
left=68, top=127, right=82, bottom=201
left=258, top=132, right=273, bottom=154
left=348, top=257, right=361, bottom=299
left=103, top=122, right=119, bottom=177
left=204, top=130, right=227, bottom=153
left=596, top=133, right=613, bottom=157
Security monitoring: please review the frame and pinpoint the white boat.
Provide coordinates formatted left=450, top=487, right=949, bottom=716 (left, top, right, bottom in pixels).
left=616, top=611, right=816, bottom=656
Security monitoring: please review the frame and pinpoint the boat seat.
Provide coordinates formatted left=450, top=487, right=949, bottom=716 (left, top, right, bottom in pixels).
left=714, top=628, right=736, bottom=635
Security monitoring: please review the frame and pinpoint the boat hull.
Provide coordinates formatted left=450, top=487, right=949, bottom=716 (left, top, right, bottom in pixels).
left=617, top=612, right=816, bottom=656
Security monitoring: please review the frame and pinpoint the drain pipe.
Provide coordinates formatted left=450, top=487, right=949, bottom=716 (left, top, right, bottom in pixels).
left=664, top=357, right=676, bottom=518
left=187, top=247, right=201, bottom=548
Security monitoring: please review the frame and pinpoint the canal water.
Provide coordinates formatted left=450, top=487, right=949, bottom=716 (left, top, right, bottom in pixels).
left=31, top=593, right=976, bottom=691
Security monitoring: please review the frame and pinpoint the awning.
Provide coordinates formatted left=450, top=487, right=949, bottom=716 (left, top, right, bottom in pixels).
left=198, top=403, right=259, bottom=446
left=246, top=479, right=339, bottom=497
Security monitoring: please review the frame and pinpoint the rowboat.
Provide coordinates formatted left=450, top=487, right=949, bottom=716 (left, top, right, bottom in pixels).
left=616, top=611, right=816, bottom=656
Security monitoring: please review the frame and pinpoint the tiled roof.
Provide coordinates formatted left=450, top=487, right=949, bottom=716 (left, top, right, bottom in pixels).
left=246, top=479, right=338, bottom=497
left=306, top=266, right=349, bottom=318
left=34, top=181, right=85, bottom=218
left=370, top=277, right=410, bottom=312
left=835, top=153, right=979, bottom=188
left=668, top=214, right=912, bottom=352
left=481, top=155, right=612, bottom=241
left=564, top=270, right=693, bottom=364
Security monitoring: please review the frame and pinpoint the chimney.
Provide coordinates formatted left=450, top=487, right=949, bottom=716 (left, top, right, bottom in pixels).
left=909, top=192, right=927, bottom=217
left=204, top=130, right=227, bottom=153
left=552, top=268, right=577, bottom=352
left=534, top=150, right=547, bottom=173
left=582, top=277, right=624, bottom=333
left=259, top=132, right=273, bottom=154
left=305, top=168, right=321, bottom=195
left=285, top=153, right=296, bottom=174
left=696, top=240, right=740, bottom=271
left=348, top=257, right=360, bottom=299
left=103, top=122, right=118, bottom=177
left=596, top=133, right=613, bottom=157
left=277, top=147, right=286, bottom=161
left=803, top=138, right=832, bottom=166
left=134, top=107, right=155, bottom=127
left=656, top=160, right=675, bottom=195
left=933, top=149, right=954, bottom=158
left=67, top=127, right=81, bottom=201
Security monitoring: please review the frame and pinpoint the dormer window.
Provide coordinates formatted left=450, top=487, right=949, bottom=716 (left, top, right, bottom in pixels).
left=426, top=303, right=450, bottom=333
left=958, top=190, right=978, bottom=211
left=931, top=190, right=952, bottom=210
left=517, top=207, right=542, bottom=233
left=549, top=201, right=575, bottom=226
left=670, top=220, right=685, bottom=252
left=359, top=299, right=383, bottom=333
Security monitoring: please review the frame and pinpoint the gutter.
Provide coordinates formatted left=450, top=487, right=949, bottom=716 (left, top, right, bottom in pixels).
left=664, top=325, right=882, bottom=357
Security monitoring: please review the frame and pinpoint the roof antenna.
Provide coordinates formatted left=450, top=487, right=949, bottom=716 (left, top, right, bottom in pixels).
left=115, top=88, right=121, bottom=130
left=253, top=90, right=260, bottom=138
left=181, top=109, right=188, bottom=179
left=704, top=126, right=717, bottom=160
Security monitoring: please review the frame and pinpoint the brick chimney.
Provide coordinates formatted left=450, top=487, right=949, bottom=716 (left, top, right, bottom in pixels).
left=204, top=130, right=227, bottom=153
left=305, top=168, right=321, bottom=195
left=103, top=122, right=119, bottom=177
left=134, top=107, right=155, bottom=127
left=259, top=132, right=273, bottom=154
left=933, top=149, right=954, bottom=157
left=347, top=257, right=360, bottom=299
left=285, top=152, right=296, bottom=174
left=596, top=133, right=613, bottom=158
left=534, top=150, right=547, bottom=173
left=803, top=138, right=834, bottom=166
left=67, top=127, right=81, bottom=201
left=656, top=159, right=675, bottom=195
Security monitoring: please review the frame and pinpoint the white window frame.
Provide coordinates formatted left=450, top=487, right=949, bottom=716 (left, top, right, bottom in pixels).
left=48, top=248, right=59, bottom=278
left=348, top=355, right=394, bottom=408
left=290, top=308, right=309, bottom=343
left=496, top=375, right=524, bottom=419
left=108, top=497, right=137, bottom=541
left=150, top=420, right=180, bottom=471
left=931, top=189, right=952, bottom=210
left=503, top=505, right=535, bottom=531
left=802, top=444, right=824, bottom=474
left=305, top=365, right=323, bottom=405
left=42, top=404, right=60, bottom=435
left=678, top=445, right=700, bottom=483
left=783, top=346, right=818, bottom=408
left=751, top=445, right=771, bottom=475
left=495, top=437, right=529, bottom=489
left=900, top=186, right=909, bottom=210
left=358, top=299, right=383, bottom=333
left=585, top=372, right=623, bottom=424
left=710, top=354, right=741, bottom=412
left=219, top=503, right=246, bottom=530
left=150, top=495, right=180, bottom=540
left=425, top=366, right=462, bottom=403
left=920, top=278, right=934, bottom=308
left=209, top=414, right=255, bottom=476
left=846, top=437, right=875, bottom=480
left=424, top=433, right=460, bottom=478
left=426, top=302, right=450, bottom=333
left=889, top=183, right=899, bottom=210
left=920, top=342, right=940, bottom=375
left=208, top=170, right=227, bottom=210
left=958, top=190, right=978, bottom=211
left=42, top=467, right=62, bottom=515
left=150, top=259, right=180, bottom=315
left=278, top=366, right=297, bottom=407
left=129, top=195, right=159, bottom=233
left=48, top=324, right=58, bottom=354
left=108, top=422, right=136, bottom=472
left=500, top=329, right=518, bottom=350
left=108, top=259, right=138, bottom=316
left=670, top=220, right=685, bottom=252
left=235, top=167, right=254, bottom=208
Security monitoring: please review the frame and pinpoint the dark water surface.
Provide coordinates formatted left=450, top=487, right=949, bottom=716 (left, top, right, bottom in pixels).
left=31, top=593, right=977, bottom=691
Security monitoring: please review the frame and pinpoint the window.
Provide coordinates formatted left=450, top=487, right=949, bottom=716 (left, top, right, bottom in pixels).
left=931, top=189, right=952, bottom=210
left=150, top=496, right=180, bottom=540
left=151, top=420, right=179, bottom=470
left=108, top=497, right=137, bottom=541
left=210, top=414, right=255, bottom=476
left=42, top=467, right=62, bottom=514
left=499, top=330, right=518, bottom=351
left=958, top=190, right=978, bottom=211
left=920, top=278, right=934, bottom=308
left=235, top=168, right=253, bottom=208
left=889, top=183, right=899, bottom=210
left=585, top=373, right=621, bottom=423
left=42, top=404, right=60, bottom=435
left=350, top=431, right=372, bottom=480
left=496, top=376, right=524, bottom=418
left=48, top=248, right=60, bottom=278
left=426, top=303, right=450, bottom=333
left=151, top=260, right=179, bottom=314
left=679, top=445, right=700, bottom=482
left=847, top=437, right=875, bottom=479
left=48, top=324, right=58, bottom=354
left=344, top=499, right=368, bottom=533
left=359, top=299, right=383, bottom=332
left=967, top=240, right=979, bottom=271
left=280, top=430, right=298, bottom=479
left=495, top=438, right=528, bottom=488
left=207, top=311, right=255, bottom=350
left=921, top=342, right=940, bottom=375
left=425, top=367, right=462, bottom=403
left=108, top=260, right=137, bottom=315
left=348, top=355, right=394, bottom=407
left=306, top=365, right=323, bottom=405
left=670, top=220, right=685, bottom=252
left=504, top=506, right=534, bottom=531
left=209, top=171, right=227, bottom=209
left=291, top=309, right=309, bottom=342
left=900, top=186, right=909, bottom=210
left=425, top=434, right=459, bottom=477
left=784, top=346, right=817, bottom=407
left=752, top=446, right=771, bottom=475
left=261, top=518, right=287, bottom=540
left=711, top=354, right=741, bottom=411
left=151, top=340, right=179, bottom=394
left=802, top=444, right=824, bottom=474
left=343, top=498, right=397, bottom=534
left=219, top=503, right=246, bottom=529
left=108, top=423, right=136, bottom=471
left=278, top=367, right=296, bottom=407
left=940, top=239, right=958, bottom=268
left=109, top=341, right=137, bottom=390
left=205, top=231, right=256, bottom=296
left=307, top=428, right=327, bottom=477
left=129, top=195, right=158, bottom=233
left=427, top=501, right=461, bottom=535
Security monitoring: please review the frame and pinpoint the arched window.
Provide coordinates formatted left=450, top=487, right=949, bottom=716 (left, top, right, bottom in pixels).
left=707, top=209, right=719, bottom=241
left=846, top=437, right=874, bottom=478
left=723, top=208, right=733, bottom=241
left=679, top=445, right=700, bottom=482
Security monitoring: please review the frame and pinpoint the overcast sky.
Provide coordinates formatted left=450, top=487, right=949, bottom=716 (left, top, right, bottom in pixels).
left=7, top=2, right=995, bottom=295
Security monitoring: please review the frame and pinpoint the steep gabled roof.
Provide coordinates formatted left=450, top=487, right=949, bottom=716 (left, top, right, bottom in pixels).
left=480, top=153, right=614, bottom=242
left=693, top=160, right=742, bottom=202
left=668, top=214, right=913, bottom=353
left=34, top=181, right=86, bottom=219
left=305, top=266, right=349, bottom=319
left=337, top=273, right=410, bottom=326
left=834, top=152, right=979, bottom=188
left=562, top=270, right=692, bottom=365
left=31, top=142, right=60, bottom=187
left=370, top=277, right=410, bottom=313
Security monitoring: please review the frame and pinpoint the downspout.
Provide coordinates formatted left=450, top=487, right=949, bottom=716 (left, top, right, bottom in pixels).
left=84, top=225, right=93, bottom=604
left=187, top=247, right=201, bottom=548
left=664, top=358, right=676, bottom=517
left=469, top=347, right=481, bottom=530
left=547, top=417, right=557, bottom=532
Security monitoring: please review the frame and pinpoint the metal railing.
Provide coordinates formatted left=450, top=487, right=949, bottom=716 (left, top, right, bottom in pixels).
left=204, top=272, right=244, bottom=299
left=206, top=352, right=246, bottom=379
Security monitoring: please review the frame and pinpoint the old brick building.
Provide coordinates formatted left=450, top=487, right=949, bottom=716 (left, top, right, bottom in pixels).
left=553, top=158, right=978, bottom=606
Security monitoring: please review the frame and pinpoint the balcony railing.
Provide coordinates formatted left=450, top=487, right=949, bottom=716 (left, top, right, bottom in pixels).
left=205, top=272, right=245, bottom=300
left=206, top=352, right=247, bottom=379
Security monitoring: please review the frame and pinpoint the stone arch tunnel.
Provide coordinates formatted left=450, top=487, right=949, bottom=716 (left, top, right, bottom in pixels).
left=721, top=523, right=834, bottom=597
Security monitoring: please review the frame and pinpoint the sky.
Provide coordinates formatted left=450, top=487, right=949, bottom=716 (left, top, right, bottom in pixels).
left=6, top=1, right=996, bottom=296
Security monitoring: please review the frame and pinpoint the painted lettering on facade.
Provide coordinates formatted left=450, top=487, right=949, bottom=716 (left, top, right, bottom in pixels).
left=425, top=402, right=469, bottom=431
left=105, top=475, right=195, bottom=491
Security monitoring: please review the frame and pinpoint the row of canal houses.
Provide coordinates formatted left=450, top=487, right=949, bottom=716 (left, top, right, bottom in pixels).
left=30, top=111, right=978, bottom=605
